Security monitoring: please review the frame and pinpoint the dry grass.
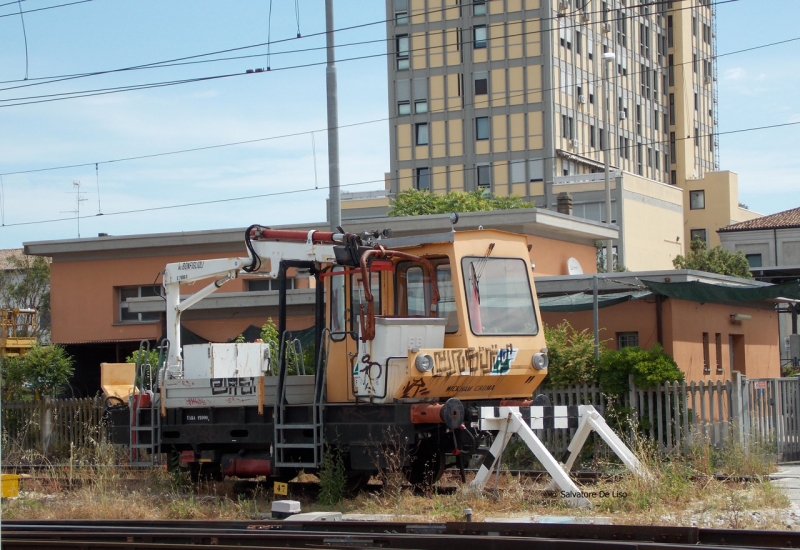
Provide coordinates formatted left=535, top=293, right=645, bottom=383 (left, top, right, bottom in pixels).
left=2, top=433, right=794, bottom=527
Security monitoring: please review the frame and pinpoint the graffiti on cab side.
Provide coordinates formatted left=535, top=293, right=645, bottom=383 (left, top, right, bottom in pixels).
left=430, top=345, right=518, bottom=377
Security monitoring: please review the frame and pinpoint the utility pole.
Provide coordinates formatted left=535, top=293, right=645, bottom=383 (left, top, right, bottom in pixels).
left=325, top=0, right=341, bottom=231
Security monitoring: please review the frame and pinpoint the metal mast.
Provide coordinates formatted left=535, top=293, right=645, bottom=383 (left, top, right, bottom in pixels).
left=325, top=0, right=341, bottom=230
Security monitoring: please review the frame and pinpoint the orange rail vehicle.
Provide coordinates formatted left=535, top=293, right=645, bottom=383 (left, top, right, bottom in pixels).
left=107, top=225, right=550, bottom=487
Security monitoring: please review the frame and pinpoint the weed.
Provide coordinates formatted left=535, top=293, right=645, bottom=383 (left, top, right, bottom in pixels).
left=318, top=447, right=346, bottom=506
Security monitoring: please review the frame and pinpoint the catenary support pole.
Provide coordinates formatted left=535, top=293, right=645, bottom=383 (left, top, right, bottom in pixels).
left=325, top=0, right=341, bottom=231
left=593, top=275, right=599, bottom=359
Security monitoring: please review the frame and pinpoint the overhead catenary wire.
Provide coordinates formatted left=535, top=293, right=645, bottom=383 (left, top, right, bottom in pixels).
left=0, top=0, right=750, bottom=108
left=1, top=119, right=797, bottom=230
left=1, top=30, right=796, bottom=178
left=0, top=0, right=97, bottom=18
left=0, top=0, right=729, bottom=92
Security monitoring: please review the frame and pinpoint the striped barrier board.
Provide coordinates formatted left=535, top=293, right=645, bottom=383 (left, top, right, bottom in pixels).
left=469, top=405, right=649, bottom=509
left=480, top=406, right=580, bottom=430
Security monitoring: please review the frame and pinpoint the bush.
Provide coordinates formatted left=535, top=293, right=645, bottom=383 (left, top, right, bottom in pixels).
left=596, top=344, right=683, bottom=396
left=542, top=321, right=598, bottom=388
left=1, top=344, right=74, bottom=400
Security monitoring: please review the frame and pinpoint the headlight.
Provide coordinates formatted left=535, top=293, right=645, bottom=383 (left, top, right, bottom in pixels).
left=415, top=353, right=434, bottom=373
left=532, top=352, right=549, bottom=370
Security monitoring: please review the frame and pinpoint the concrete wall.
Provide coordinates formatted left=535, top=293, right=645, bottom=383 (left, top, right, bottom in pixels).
left=619, top=173, right=684, bottom=270
left=527, top=234, right=596, bottom=277
left=683, top=171, right=761, bottom=249
left=719, top=227, right=800, bottom=268
left=541, top=296, right=780, bottom=383
left=49, top=253, right=310, bottom=345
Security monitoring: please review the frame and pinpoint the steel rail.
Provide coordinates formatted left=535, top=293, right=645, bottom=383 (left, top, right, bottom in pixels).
left=3, top=520, right=799, bottom=548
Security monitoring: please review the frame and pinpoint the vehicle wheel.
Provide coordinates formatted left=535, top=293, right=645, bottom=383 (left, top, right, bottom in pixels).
left=404, top=438, right=445, bottom=487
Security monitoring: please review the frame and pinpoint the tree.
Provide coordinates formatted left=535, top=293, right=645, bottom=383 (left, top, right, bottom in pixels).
left=0, top=344, right=74, bottom=401
left=672, top=237, right=752, bottom=279
left=0, top=252, right=51, bottom=342
left=388, top=189, right=533, bottom=217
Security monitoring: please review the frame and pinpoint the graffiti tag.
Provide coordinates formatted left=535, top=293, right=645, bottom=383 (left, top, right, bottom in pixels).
left=210, top=377, right=257, bottom=396
left=430, top=345, right=518, bottom=377
left=400, top=378, right=430, bottom=398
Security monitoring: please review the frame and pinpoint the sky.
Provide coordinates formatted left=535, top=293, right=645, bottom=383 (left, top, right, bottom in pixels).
left=0, top=0, right=797, bottom=249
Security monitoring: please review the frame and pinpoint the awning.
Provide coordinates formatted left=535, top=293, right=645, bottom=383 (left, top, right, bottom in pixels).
left=538, top=290, right=651, bottom=312
left=642, top=280, right=800, bottom=304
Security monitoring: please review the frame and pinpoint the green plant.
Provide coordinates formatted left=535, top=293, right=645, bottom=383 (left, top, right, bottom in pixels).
left=672, top=237, right=753, bottom=279
left=388, top=189, right=533, bottom=217
left=318, top=447, right=347, bottom=506
left=596, top=344, right=683, bottom=396
left=0, top=344, right=74, bottom=400
left=260, top=318, right=315, bottom=375
left=234, top=334, right=245, bottom=343
left=542, top=321, right=599, bottom=388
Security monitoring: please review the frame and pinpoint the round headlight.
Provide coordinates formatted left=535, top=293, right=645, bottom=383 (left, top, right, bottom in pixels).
left=415, top=353, right=434, bottom=373
left=532, top=352, right=549, bottom=370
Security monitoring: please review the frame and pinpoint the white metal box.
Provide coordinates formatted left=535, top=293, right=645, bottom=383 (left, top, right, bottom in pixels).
left=182, top=343, right=271, bottom=379
left=354, top=316, right=446, bottom=402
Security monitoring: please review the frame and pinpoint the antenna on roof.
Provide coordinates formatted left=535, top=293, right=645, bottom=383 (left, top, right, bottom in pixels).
left=60, top=181, right=88, bottom=238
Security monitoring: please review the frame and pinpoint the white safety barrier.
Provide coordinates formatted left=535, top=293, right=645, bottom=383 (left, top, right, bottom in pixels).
left=469, top=405, right=650, bottom=508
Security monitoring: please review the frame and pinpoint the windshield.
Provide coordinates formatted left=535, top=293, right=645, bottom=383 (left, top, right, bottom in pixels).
left=461, top=256, right=538, bottom=335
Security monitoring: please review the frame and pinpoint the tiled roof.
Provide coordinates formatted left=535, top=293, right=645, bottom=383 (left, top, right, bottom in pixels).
left=0, top=249, right=23, bottom=271
left=720, top=207, right=800, bottom=232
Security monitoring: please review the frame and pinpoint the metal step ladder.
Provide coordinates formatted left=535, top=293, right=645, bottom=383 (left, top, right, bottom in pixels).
left=129, top=340, right=164, bottom=467
left=273, top=330, right=332, bottom=470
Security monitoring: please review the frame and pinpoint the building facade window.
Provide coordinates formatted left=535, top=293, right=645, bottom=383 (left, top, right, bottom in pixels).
left=690, top=229, right=707, bottom=243
left=689, top=190, right=705, bottom=210
left=398, top=101, right=411, bottom=115
left=618, top=332, right=639, bottom=348
left=475, top=77, right=488, bottom=95
left=396, top=35, right=409, bottom=70
left=561, top=114, right=574, bottom=139
left=476, top=164, right=491, bottom=189
left=716, top=333, right=724, bottom=374
left=415, top=100, right=428, bottom=113
left=702, top=332, right=711, bottom=375
left=473, top=0, right=486, bottom=15
left=746, top=254, right=763, bottom=268
left=474, top=26, right=487, bottom=48
left=416, top=167, right=431, bottom=190
left=476, top=116, right=489, bottom=140
left=248, top=278, right=295, bottom=292
left=394, top=0, right=408, bottom=25
left=415, top=123, right=429, bottom=145
left=119, top=285, right=161, bottom=323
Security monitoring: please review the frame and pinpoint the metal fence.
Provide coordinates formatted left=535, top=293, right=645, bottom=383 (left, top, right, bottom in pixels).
left=1, top=397, right=106, bottom=455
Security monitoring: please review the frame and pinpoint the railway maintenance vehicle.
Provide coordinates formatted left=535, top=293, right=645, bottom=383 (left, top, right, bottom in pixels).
left=107, top=223, right=554, bottom=489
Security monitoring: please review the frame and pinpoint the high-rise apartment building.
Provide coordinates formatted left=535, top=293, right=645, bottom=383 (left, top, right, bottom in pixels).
left=378, top=0, right=759, bottom=255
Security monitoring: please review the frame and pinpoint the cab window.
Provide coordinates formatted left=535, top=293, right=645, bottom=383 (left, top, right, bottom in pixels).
left=461, top=256, right=538, bottom=335
left=436, top=264, right=458, bottom=333
left=352, top=272, right=381, bottom=334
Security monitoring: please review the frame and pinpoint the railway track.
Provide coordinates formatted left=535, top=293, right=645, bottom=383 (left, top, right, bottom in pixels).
left=2, top=519, right=799, bottom=549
